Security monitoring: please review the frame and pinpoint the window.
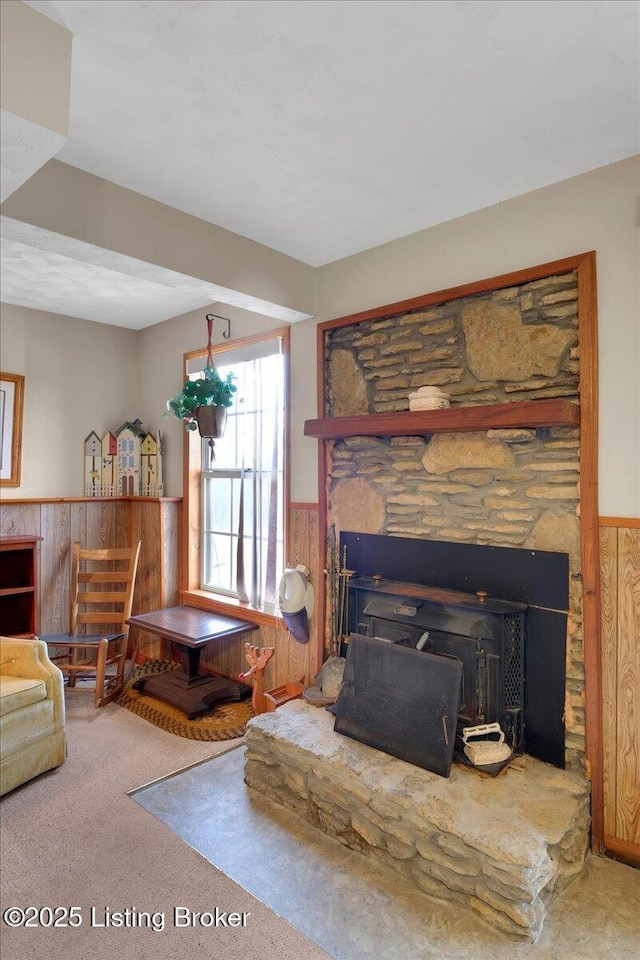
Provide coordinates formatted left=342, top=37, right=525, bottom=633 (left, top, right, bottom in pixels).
left=191, top=332, right=287, bottom=615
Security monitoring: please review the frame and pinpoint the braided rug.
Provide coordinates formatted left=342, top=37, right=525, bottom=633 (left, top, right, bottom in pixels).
left=115, top=659, right=253, bottom=740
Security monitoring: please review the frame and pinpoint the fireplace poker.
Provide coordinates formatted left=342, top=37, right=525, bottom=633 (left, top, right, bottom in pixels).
left=336, top=545, right=346, bottom=646
left=336, top=545, right=355, bottom=655
left=326, top=523, right=338, bottom=657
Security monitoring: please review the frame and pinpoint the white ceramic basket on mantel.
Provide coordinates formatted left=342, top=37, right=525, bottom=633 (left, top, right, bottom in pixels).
left=408, top=385, right=451, bottom=411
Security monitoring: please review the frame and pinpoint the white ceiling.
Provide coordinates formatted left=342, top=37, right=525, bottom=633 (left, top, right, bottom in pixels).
left=22, top=0, right=639, bottom=268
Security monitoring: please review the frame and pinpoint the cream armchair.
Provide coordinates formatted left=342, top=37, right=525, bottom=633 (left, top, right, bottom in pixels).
left=0, top=637, right=66, bottom=796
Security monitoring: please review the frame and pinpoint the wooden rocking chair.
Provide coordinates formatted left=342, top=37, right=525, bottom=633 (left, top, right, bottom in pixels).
left=42, top=541, right=141, bottom=707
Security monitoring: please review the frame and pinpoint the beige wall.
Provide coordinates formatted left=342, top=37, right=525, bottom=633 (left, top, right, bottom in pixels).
left=0, top=303, right=138, bottom=498
left=0, top=0, right=71, bottom=137
left=1, top=158, right=637, bottom=515
left=0, top=298, right=295, bottom=500
left=289, top=318, right=321, bottom=502
left=290, top=157, right=639, bottom=514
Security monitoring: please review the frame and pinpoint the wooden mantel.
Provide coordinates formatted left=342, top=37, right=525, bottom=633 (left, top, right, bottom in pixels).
left=304, top=398, right=579, bottom=441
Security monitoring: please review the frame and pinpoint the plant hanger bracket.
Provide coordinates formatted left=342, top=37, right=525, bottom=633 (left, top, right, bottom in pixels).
left=203, top=314, right=232, bottom=456
left=205, top=313, right=231, bottom=368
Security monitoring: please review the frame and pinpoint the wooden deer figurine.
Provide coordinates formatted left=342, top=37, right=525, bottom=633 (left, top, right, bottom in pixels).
left=239, top=642, right=275, bottom=715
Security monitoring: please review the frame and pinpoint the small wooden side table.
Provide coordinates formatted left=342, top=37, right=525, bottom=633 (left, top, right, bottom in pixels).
left=127, top=605, right=258, bottom=719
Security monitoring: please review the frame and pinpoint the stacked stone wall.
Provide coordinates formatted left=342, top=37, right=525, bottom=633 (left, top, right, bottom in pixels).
left=327, top=272, right=579, bottom=415
left=324, top=272, right=585, bottom=768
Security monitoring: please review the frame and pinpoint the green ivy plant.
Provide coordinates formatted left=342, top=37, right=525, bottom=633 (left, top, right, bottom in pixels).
left=165, top=366, right=237, bottom=431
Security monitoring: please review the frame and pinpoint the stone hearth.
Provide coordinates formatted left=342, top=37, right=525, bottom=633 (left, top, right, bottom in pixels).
left=245, top=702, right=590, bottom=942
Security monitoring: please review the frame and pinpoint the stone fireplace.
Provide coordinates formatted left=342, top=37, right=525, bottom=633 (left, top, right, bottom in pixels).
left=323, top=268, right=585, bottom=772
left=245, top=262, right=597, bottom=941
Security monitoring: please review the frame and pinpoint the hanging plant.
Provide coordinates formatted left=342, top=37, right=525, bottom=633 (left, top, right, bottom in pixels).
left=164, top=315, right=236, bottom=443
left=165, top=365, right=236, bottom=434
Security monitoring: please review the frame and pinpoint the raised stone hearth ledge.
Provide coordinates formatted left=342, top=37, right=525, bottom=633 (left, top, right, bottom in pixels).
left=244, top=702, right=590, bottom=942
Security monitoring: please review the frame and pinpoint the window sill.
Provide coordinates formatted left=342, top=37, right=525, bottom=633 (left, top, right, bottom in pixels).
left=179, top=589, right=283, bottom=630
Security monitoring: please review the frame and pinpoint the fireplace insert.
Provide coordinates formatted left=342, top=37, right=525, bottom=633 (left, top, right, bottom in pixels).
left=348, top=577, right=527, bottom=756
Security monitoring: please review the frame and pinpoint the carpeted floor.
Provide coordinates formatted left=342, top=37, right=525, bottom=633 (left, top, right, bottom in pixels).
left=0, top=697, right=329, bottom=960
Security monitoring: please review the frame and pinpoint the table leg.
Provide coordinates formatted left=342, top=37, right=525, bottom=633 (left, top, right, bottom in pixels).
left=177, top=644, right=204, bottom=683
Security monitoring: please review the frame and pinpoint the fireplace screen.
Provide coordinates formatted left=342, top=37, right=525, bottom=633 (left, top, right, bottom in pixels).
left=334, top=633, right=462, bottom=778
left=340, top=532, right=569, bottom=769
left=347, top=578, right=527, bottom=757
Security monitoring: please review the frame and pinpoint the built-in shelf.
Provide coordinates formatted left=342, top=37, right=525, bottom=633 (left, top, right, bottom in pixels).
left=0, top=536, right=42, bottom=637
left=0, top=585, right=35, bottom=597
left=304, top=399, right=579, bottom=441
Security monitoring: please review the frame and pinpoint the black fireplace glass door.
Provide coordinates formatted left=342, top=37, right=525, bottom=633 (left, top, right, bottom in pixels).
left=334, top=634, right=462, bottom=778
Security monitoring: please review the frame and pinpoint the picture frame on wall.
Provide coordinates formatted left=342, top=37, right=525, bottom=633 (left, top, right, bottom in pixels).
left=0, top=373, right=25, bottom=487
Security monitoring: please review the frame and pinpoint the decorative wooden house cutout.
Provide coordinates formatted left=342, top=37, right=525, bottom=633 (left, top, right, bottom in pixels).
left=115, top=419, right=146, bottom=496
left=84, top=419, right=164, bottom=497
left=140, top=432, right=164, bottom=497
left=84, top=431, right=102, bottom=496
left=101, top=431, right=117, bottom=496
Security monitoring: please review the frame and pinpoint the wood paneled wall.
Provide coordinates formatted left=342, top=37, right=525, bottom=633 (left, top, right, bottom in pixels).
left=600, top=518, right=640, bottom=866
left=0, top=498, right=322, bottom=698
left=129, top=499, right=181, bottom=656
left=198, top=503, right=321, bottom=693
left=0, top=498, right=180, bottom=659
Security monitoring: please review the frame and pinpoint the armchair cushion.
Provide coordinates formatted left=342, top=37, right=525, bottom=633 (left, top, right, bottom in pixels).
left=0, top=637, right=66, bottom=796
left=1, top=699, right=56, bottom=752
left=0, top=677, right=47, bottom=717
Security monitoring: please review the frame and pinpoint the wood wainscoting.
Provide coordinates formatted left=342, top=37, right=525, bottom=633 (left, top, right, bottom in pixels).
left=0, top=498, right=321, bottom=693
left=0, top=498, right=180, bottom=659
left=600, top=517, right=640, bottom=867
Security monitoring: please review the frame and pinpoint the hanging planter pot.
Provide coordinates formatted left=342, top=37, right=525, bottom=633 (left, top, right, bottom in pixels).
left=164, top=314, right=237, bottom=456
left=195, top=404, right=227, bottom=439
